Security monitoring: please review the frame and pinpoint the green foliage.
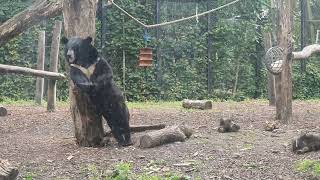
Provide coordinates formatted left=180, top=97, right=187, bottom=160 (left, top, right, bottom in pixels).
left=296, top=159, right=320, bottom=176
left=1, top=0, right=320, bottom=101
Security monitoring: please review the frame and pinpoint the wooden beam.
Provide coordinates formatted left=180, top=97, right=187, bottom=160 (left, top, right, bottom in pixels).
left=0, top=0, right=62, bottom=47
left=0, top=64, right=65, bottom=80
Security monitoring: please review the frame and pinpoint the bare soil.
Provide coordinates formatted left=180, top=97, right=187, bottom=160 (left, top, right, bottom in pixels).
left=1, top=101, right=320, bottom=180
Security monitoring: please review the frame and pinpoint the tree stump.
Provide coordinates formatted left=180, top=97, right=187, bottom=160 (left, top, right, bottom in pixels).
left=0, top=159, right=18, bottom=180
left=0, top=106, right=7, bottom=117
left=139, top=125, right=193, bottom=148
left=182, top=99, right=212, bottom=110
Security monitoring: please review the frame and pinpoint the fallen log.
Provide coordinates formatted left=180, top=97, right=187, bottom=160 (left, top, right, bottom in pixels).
left=0, top=0, right=62, bottom=46
left=0, top=159, right=19, bottom=180
left=0, top=106, right=7, bottom=117
left=0, top=64, right=65, bottom=80
left=293, top=44, right=320, bottom=60
left=104, top=124, right=166, bottom=137
left=139, top=124, right=193, bottom=148
left=182, top=99, right=212, bottom=110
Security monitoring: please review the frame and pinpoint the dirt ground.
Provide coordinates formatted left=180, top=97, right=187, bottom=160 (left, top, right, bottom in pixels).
left=1, top=101, right=320, bottom=180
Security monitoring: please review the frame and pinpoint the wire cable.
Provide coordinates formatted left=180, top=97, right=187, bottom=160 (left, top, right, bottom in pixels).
left=110, top=0, right=242, bottom=29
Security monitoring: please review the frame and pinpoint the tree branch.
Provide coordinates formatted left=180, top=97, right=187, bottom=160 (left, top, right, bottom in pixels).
left=0, top=0, right=62, bottom=47
left=293, top=44, right=320, bottom=60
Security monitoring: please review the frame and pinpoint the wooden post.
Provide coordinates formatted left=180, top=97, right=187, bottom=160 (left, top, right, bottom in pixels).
left=207, top=0, right=214, bottom=95
left=35, top=31, right=45, bottom=105
left=155, top=0, right=162, bottom=98
left=63, top=0, right=105, bottom=146
left=47, top=20, right=62, bottom=112
left=300, top=0, right=307, bottom=72
left=276, top=0, right=294, bottom=123
left=263, top=33, right=276, bottom=106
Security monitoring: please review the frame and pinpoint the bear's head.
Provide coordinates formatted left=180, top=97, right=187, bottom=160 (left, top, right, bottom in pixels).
left=61, top=36, right=98, bottom=68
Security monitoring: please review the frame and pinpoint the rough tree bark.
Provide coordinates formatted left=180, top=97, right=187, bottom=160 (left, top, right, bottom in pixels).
left=276, top=0, right=294, bottom=123
left=0, top=0, right=62, bottom=47
left=63, top=0, right=105, bottom=147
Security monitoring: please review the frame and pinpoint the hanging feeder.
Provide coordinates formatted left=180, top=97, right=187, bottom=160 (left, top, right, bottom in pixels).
left=139, top=47, right=153, bottom=67
left=264, top=46, right=284, bottom=75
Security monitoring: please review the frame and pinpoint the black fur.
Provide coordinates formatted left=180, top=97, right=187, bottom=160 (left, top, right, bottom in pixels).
left=217, top=118, right=240, bottom=133
left=292, top=133, right=320, bottom=154
left=62, top=36, right=132, bottom=146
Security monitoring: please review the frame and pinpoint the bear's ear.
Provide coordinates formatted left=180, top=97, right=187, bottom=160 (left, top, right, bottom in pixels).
left=61, top=37, right=69, bottom=44
left=84, top=36, right=93, bottom=44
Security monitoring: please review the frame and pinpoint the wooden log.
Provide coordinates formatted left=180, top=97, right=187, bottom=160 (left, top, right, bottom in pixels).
left=47, top=20, right=62, bottom=112
left=139, top=125, right=193, bottom=148
left=182, top=99, right=212, bottom=110
left=0, top=106, right=7, bottom=117
left=0, top=159, right=18, bottom=180
left=0, top=64, right=65, bottom=80
left=293, top=44, right=320, bottom=60
left=105, top=124, right=166, bottom=136
left=35, top=31, right=45, bottom=105
left=0, top=0, right=62, bottom=46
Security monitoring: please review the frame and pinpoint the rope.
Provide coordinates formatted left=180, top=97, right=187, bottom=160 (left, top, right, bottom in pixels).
left=110, top=0, right=242, bottom=29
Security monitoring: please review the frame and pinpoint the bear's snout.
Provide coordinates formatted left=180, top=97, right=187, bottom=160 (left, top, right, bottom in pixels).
left=67, top=49, right=75, bottom=63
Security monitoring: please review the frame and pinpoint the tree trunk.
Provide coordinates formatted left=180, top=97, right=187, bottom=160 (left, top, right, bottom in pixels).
left=47, top=20, right=62, bottom=112
left=0, top=0, right=62, bottom=47
left=62, top=0, right=105, bottom=147
left=232, top=59, right=240, bottom=96
left=263, top=33, right=275, bottom=106
left=139, top=125, right=193, bottom=148
left=276, top=0, right=294, bottom=123
left=35, top=31, right=45, bottom=105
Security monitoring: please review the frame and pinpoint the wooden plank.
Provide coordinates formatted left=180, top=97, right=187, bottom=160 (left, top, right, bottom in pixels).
left=47, top=20, right=62, bottom=112
left=35, top=31, right=45, bottom=105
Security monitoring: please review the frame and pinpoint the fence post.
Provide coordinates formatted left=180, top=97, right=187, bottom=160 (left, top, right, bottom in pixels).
left=47, top=20, right=62, bottom=112
left=35, top=31, right=45, bottom=105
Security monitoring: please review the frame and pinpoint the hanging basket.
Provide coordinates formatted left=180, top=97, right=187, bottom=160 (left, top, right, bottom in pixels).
left=264, top=46, right=284, bottom=75
left=139, top=48, right=153, bottom=67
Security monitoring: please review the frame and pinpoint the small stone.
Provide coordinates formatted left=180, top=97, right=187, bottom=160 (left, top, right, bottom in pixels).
left=232, top=153, right=241, bottom=159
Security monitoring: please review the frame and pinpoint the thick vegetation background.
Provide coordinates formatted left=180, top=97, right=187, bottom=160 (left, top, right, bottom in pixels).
left=0, top=0, right=320, bottom=102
